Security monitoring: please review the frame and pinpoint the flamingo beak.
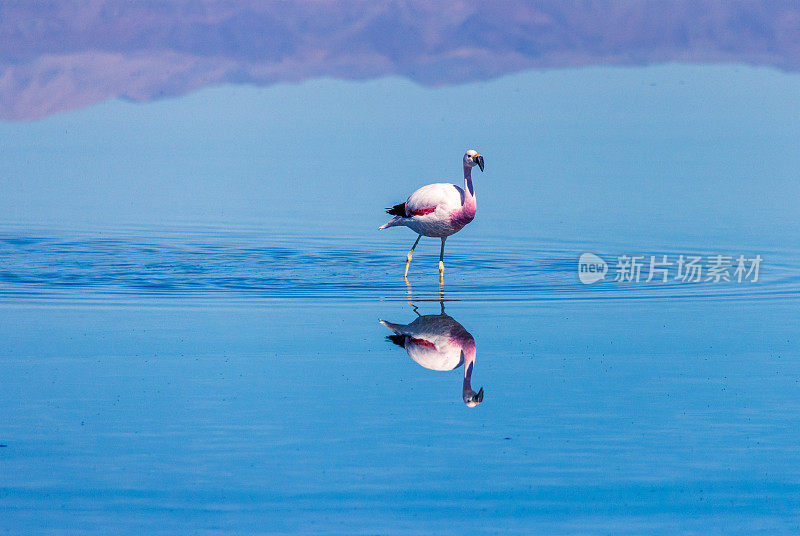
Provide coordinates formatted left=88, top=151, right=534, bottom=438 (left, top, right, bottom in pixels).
left=474, top=155, right=484, bottom=172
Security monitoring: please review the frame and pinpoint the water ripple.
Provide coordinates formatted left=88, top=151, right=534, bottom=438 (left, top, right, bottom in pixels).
left=0, top=227, right=797, bottom=305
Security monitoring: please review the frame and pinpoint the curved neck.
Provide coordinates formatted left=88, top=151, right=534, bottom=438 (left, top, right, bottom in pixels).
left=461, top=346, right=477, bottom=396
left=463, top=164, right=475, bottom=203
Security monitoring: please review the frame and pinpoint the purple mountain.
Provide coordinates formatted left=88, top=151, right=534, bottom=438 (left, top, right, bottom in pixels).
left=2, top=0, right=800, bottom=120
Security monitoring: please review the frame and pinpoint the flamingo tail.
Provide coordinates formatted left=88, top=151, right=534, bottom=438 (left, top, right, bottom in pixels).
left=378, top=216, right=403, bottom=230
left=379, top=319, right=403, bottom=333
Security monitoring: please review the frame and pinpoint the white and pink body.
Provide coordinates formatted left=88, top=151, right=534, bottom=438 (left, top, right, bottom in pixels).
left=380, top=312, right=484, bottom=407
left=380, top=150, right=484, bottom=278
left=378, top=180, right=477, bottom=237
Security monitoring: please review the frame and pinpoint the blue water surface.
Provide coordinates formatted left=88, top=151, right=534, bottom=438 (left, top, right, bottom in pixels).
left=1, top=64, right=799, bottom=534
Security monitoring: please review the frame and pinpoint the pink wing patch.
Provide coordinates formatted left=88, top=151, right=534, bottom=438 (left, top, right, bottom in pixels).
left=409, top=337, right=436, bottom=349
left=409, top=206, right=436, bottom=216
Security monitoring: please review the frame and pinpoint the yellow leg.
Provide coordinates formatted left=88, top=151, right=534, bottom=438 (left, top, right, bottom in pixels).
left=438, top=237, right=446, bottom=284
left=404, top=235, right=422, bottom=279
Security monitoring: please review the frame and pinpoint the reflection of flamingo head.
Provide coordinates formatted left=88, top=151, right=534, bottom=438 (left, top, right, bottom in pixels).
left=461, top=358, right=483, bottom=408
left=463, top=386, right=484, bottom=407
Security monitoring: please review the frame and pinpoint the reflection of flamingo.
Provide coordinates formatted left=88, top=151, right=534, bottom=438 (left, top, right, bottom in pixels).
left=379, top=150, right=484, bottom=282
left=379, top=308, right=484, bottom=407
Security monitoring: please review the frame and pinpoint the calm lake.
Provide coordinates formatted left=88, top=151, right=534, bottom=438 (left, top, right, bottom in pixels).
left=1, top=64, right=799, bottom=534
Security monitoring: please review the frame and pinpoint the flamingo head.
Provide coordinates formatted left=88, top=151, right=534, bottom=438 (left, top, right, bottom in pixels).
left=463, top=386, right=484, bottom=407
left=464, top=150, right=484, bottom=172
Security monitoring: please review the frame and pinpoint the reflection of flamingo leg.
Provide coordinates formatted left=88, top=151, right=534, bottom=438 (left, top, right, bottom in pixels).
left=404, top=234, right=422, bottom=279
left=405, top=279, right=415, bottom=308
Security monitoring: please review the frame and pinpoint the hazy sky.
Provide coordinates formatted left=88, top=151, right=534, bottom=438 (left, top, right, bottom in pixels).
left=1, top=64, right=798, bottom=250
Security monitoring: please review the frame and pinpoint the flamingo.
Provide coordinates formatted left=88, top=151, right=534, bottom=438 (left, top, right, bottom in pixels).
left=379, top=149, right=484, bottom=280
left=379, top=307, right=484, bottom=407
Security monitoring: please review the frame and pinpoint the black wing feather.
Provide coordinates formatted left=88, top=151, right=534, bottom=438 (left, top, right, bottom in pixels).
left=386, top=203, right=406, bottom=216
left=386, top=334, right=409, bottom=348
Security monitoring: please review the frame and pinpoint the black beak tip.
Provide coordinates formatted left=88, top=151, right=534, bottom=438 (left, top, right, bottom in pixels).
left=476, top=387, right=484, bottom=402
left=476, top=156, right=484, bottom=172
